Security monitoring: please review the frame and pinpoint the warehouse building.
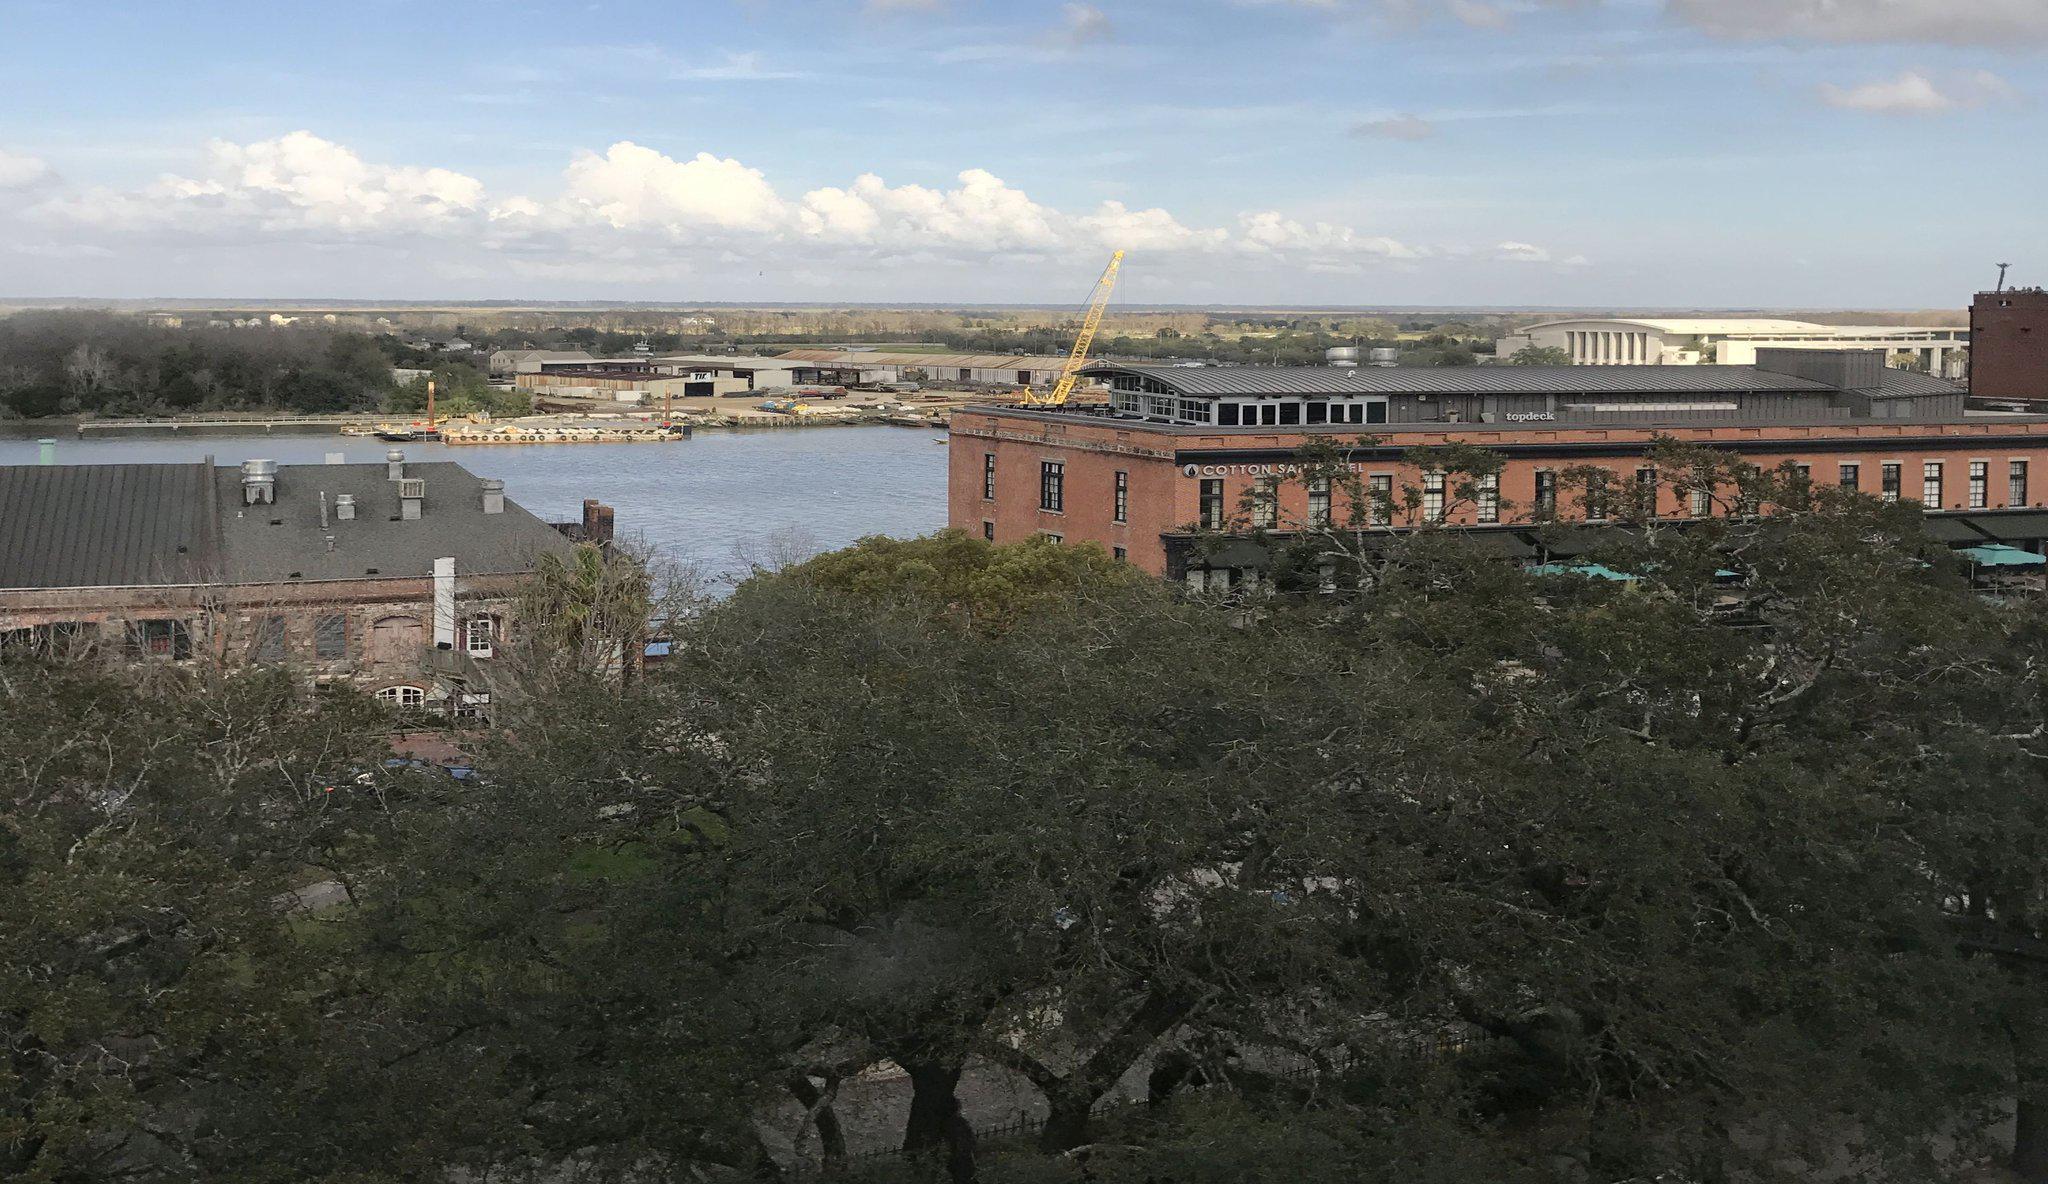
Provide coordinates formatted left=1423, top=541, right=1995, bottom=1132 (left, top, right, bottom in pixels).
left=949, top=350, right=2048, bottom=585
left=776, top=349, right=1080, bottom=390
left=0, top=453, right=612, bottom=716
left=1496, top=317, right=1968, bottom=377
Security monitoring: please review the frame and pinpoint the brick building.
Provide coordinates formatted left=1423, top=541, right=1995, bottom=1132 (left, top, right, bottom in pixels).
left=1970, top=289, right=2048, bottom=404
left=950, top=350, right=2048, bottom=587
left=0, top=451, right=614, bottom=717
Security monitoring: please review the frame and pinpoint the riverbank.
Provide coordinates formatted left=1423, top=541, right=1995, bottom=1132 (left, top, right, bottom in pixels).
left=3, top=406, right=956, bottom=437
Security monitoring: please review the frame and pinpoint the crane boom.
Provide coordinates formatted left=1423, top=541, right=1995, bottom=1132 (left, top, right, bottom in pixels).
left=1024, top=250, right=1123, bottom=406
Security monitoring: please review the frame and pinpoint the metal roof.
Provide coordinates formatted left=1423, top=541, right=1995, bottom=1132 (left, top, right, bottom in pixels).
left=775, top=349, right=1074, bottom=370
left=0, top=463, right=217, bottom=590
left=211, top=462, right=575, bottom=583
left=1516, top=317, right=1961, bottom=338
left=1080, top=362, right=1876, bottom=397
left=0, top=461, right=574, bottom=591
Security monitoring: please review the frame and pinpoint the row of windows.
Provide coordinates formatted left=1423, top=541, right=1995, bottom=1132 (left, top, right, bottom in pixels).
left=1107, top=389, right=1392, bottom=428
left=990, top=454, right=2036, bottom=534
left=985, top=456, right=1130, bottom=523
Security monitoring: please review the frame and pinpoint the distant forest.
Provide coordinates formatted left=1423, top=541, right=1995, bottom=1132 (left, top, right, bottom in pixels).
left=0, top=312, right=432, bottom=419
left=0, top=309, right=1500, bottom=420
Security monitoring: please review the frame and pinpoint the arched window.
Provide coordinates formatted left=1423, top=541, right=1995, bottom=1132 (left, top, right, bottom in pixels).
left=376, top=685, right=427, bottom=708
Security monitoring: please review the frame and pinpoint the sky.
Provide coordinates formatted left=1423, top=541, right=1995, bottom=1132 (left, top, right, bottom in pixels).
left=0, top=0, right=2044, bottom=308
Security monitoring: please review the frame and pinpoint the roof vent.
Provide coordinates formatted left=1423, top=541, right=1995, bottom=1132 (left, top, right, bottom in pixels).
left=1325, top=346, right=1361, bottom=368
left=334, top=493, right=357, bottom=521
left=398, top=477, right=425, bottom=521
left=241, top=458, right=278, bottom=506
left=387, top=449, right=406, bottom=481
left=481, top=478, right=505, bottom=515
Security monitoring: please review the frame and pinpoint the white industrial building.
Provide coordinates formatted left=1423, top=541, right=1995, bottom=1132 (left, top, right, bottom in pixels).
left=774, top=349, right=1076, bottom=389
left=1496, top=318, right=1969, bottom=378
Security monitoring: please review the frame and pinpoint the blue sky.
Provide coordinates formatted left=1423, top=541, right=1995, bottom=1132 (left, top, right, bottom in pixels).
left=1, top=0, right=2044, bottom=307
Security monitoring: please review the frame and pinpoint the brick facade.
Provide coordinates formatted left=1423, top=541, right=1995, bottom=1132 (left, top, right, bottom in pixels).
left=1972, top=289, right=2048, bottom=402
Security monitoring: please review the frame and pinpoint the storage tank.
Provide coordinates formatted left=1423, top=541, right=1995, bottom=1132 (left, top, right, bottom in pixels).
left=1325, top=346, right=1362, bottom=367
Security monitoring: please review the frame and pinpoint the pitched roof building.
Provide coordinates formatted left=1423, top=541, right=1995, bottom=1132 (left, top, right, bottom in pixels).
left=0, top=452, right=608, bottom=716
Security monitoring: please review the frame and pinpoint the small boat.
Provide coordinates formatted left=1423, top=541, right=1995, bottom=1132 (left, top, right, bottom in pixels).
left=374, top=428, right=420, bottom=442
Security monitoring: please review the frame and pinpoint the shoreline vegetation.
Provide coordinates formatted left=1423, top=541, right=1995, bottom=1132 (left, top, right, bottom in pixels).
left=0, top=308, right=1508, bottom=424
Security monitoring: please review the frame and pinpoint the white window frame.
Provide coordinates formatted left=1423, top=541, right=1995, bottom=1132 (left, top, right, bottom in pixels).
left=377, top=685, right=427, bottom=708
left=465, top=614, right=497, bottom=657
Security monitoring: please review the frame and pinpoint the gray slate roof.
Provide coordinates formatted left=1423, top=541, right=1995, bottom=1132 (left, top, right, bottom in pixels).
left=1082, top=362, right=1959, bottom=399
left=213, top=462, right=574, bottom=583
left=0, top=460, right=574, bottom=591
left=0, top=463, right=217, bottom=590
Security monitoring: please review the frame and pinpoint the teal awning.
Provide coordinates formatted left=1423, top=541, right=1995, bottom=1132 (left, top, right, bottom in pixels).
left=1959, top=544, right=2047, bottom=568
left=1528, top=561, right=1639, bottom=582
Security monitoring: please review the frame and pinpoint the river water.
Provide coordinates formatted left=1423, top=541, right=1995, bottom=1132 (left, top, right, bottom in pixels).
left=0, top=425, right=951, bottom=587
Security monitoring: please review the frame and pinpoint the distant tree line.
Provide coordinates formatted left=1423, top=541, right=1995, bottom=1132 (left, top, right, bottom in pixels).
left=9, top=452, right=2048, bottom=1183
left=0, top=311, right=406, bottom=418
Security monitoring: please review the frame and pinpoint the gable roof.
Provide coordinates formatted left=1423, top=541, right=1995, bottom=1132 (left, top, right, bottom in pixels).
left=0, top=460, right=575, bottom=592
left=0, top=463, right=218, bottom=590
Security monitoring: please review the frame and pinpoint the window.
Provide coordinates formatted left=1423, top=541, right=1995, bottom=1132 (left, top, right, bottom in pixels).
left=126, top=619, right=191, bottom=661
left=983, top=520, right=995, bottom=541
left=1476, top=472, right=1500, bottom=524
left=1839, top=463, right=1860, bottom=490
left=250, top=615, right=287, bottom=663
left=1365, top=402, right=1388, bottom=425
left=1041, top=532, right=1063, bottom=544
left=1039, top=461, right=1064, bottom=513
left=1970, top=461, right=1988, bottom=509
left=313, top=614, right=347, bottom=661
left=1583, top=469, right=1613, bottom=521
left=453, top=691, right=492, bottom=724
left=465, top=615, right=497, bottom=657
left=1882, top=462, right=1902, bottom=504
left=1199, top=478, right=1226, bottom=530
left=1278, top=403, right=1300, bottom=426
left=376, top=685, right=427, bottom=708
left=1113, top=470, right=1128, bottom=523
left=1792, top=462, right=1811, bottom=481
left=1367, top=474, right=1393, bottom=526
left=1635, top=467, right=1657, bottom=520
left=1218, top=403, right=1240, bottom=427
left=1113, top=546, right=1127, bottom=562
left=982, top=453, right=996, bottom=500
left=1922, top=461, right=1943, bottom=508
left=1534, top=470, right=1557, bottom=520
left=1253, top=476, right=1279, bottom=529
left=1016, top=370, right=1031, bottom=384
left=1307, top=477, right=1332, bottom=528
left=1422, top=472, right=1445, bottom=523
left=1690, top=485, right=1714, bottom=518
left=2013, top=460, right=2030, bottom=507
left=1306, top=402, right=1328, bottom=425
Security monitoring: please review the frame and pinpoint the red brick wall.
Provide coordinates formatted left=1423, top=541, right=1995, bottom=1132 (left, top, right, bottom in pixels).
left=950, top=410, right=2048, bottom=571
left=1972, top=290, right=2048, bottom=401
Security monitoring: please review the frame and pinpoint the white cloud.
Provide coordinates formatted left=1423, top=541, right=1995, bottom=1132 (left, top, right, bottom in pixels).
left=675, top=51, right=807, bottom=81
left=1668, top=0, right=2048, bottom=45
left=0, top=149, right=54, bottom=190
left=1238, top=211, right=1423, bottom=259
left=39, top=131, right=481, bottom=234
left=1060, top=3, right=1116, bottom=44
left=562, top=142, right=789, bottom=233
left=1818, top=69, right=2015, bottom=115
left=1351, top=113, right=1437, bottom=140
left=12, top=131, right=1594, bottom=296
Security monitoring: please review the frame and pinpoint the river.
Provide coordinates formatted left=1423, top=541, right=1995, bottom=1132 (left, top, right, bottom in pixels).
left=0, top=425, right=952, bottom=587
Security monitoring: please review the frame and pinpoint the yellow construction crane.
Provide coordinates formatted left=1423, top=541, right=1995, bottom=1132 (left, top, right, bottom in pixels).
left=1021, top=249, right=1124, bottom=406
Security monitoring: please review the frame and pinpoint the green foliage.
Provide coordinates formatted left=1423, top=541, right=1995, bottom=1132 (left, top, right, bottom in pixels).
left=1507, top=345, right=1572, bottom=365
left=763, top=529, right=1149, bottom=631
left=386, top=361, right=529, bottom=417
left=0, top=310, right=398, bottom=418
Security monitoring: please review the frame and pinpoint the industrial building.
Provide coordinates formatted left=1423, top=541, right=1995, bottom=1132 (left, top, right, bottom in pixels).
left=949, top=349, right=2048, bottom=586
left=487, top=348, right=594, bottom=377
left=1496, top=317, right=1968, bottom=377
left=1971, top=289, right=2048, bottom=404
left=775, top=349, right=1081, bottom=390
left=0, top=453, right=613, bottom=716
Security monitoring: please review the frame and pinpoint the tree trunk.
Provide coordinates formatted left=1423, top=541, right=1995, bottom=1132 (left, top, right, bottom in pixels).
left=899, top=1056, right=964, bottom=1153
left=1041, top=1087, right=1094, bottom=1153
left=785, top=1074, right=847, bottom=1170
left=2017, top=1084, right=2048, bottom=1182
